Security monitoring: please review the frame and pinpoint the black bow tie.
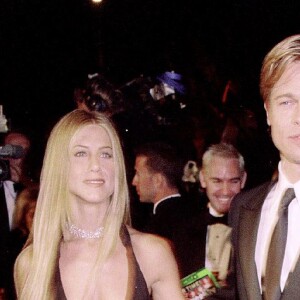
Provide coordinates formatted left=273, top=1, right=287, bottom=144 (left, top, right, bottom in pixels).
left=207, top=214, right=228, bottom=226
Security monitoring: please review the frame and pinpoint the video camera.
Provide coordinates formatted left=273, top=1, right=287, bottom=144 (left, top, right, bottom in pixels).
left=0, top=144, right=24, bottom=181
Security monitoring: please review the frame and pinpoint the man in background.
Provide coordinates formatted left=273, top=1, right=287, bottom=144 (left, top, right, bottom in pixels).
left=0, top=130, right=31, bottom=299
left=175, top=143, right=246, bottom=286
left=131, top=141, right=189, bottom=245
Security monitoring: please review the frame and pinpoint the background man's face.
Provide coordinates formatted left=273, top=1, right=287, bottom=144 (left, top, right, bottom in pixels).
left=200, top=156, right=246, bottom=214
left=5, top=133, right=30, bottom=183
left=132, top=156, right=156, bottom=203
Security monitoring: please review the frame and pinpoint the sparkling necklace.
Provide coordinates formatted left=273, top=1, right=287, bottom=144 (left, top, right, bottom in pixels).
left=66, top=223, right=104, bottom=239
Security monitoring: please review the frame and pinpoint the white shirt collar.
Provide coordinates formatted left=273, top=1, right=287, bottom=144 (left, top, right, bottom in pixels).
left=208, top=202, right=225, bottom=217
left=278, top=161, right=300, bottom=202
left=153, top=193, right=181, bottom=214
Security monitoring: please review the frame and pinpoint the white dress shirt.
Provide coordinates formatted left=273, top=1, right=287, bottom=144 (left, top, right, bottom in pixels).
left=3, top=180, right=17, bottom=230
left=205, top=203, right=231, bottom=280
left=255, top=162, right=300, bottom=292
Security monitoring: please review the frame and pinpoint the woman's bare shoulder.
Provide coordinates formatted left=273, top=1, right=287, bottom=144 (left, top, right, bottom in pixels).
left=15, top=244, right=33, bottom=271
left=14, top=245, right=33, bottom=295
left=127, top=227, right=184, bottom=299
left=127, top=226, right=177, bottom=275
left=127, top=226, right=173, bottom=255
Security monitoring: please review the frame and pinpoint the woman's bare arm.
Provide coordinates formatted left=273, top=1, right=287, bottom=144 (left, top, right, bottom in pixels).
left=14, top=245, right=32, bottom=297
left=130, top=228, right=185, bottom=300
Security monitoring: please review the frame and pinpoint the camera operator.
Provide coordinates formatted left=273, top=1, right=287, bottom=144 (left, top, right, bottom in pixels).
left=73, top=72, right=125, bottom=116
left=0, top=130, right=31, bottom=299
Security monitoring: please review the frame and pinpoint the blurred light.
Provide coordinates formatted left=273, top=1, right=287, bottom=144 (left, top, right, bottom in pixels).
left=92, top=0, right=103, bottom=3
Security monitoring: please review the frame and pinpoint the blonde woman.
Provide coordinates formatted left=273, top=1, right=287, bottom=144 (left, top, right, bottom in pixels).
left=14, top=109, right=184, bottom=300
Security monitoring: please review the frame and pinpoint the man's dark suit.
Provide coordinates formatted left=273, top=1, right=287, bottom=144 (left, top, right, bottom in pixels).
left=0, top=184, right=11, bottom=290
left=229, top=181, right=300, bottom=299
left=175, top=202, right=228, bottom=278
left=0, top=182, right=24, bottom=299
left=142, top=195, right=188, bottom=242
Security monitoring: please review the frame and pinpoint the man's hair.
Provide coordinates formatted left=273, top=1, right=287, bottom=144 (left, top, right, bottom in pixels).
left=3, top=130, right=31, bottom=146
left=260, top=34, right=300, bottom=103
left=202, top=142, right=245, bottom=174
left=134, top=141, right=184, bottom=189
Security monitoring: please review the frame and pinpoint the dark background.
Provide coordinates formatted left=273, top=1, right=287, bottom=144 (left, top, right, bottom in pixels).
left=0, top=0, right=299, bottom=167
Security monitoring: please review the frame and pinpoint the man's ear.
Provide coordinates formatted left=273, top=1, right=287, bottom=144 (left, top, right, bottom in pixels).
left=264, top=103, right=271, bottom=126
left=199, top=170, right=207, bottom=189
left=153, top=173, right=164, bottom=188
left=241, top=172, right=247, bottom=189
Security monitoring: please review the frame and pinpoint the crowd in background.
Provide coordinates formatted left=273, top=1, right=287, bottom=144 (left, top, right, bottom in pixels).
left=0, top=55, right=280, bottom=299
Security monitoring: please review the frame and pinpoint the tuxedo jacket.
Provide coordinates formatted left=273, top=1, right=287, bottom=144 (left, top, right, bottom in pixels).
left=143, top=196, right=189, bottom=241
left=0, top=184, right=10, bottom=288
left=174, top=205, right=228, bottom=278
left=229, top=181, right=300, bottom=300
left=0, top=182, right=24, bottom=290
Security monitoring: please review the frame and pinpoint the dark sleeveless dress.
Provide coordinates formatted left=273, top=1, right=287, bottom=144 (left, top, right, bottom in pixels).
left=54, top=225, right=150, bottom=299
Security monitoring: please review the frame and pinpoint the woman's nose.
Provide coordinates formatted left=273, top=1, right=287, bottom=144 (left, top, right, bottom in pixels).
left=90, top=155, right=101, bottom=172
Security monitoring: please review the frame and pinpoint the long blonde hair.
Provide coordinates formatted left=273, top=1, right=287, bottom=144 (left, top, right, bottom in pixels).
left=16, top=109, right=131, bottom=299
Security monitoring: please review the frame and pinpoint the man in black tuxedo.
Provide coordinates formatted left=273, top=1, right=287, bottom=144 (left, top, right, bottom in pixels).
left=229, top=34, right=300, bottom=299
left=175, top=143, right=246, bottom=284
left=131, top=141, right=188, bottom=245
left=0, top=131, right=31, bottom=299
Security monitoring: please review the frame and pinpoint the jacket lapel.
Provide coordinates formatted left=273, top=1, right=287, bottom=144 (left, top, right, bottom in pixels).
left=238, top=182, right=275, bottom=300
left=281, top=241, right=300, bottom=298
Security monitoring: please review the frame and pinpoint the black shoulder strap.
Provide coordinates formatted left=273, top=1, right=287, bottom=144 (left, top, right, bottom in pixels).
left=120, top=225, right=150, bottom=300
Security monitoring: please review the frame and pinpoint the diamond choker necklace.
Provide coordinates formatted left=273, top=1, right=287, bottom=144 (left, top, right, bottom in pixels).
left=66, top=223, right=104, bottom=239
